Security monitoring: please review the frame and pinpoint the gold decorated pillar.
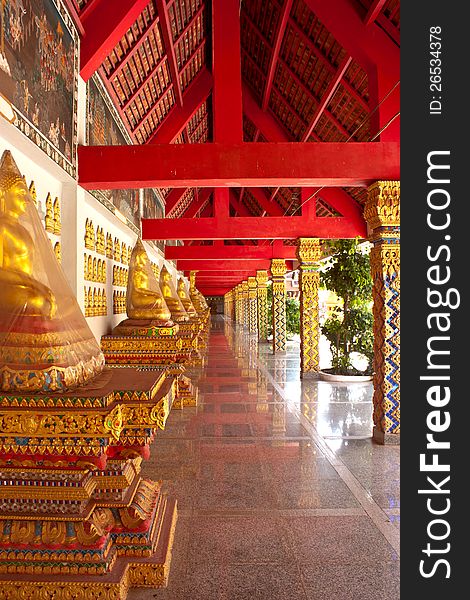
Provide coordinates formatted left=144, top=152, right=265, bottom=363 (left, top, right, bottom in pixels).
left=297, top=238, right=322, bottom=377
left=256, top=270, right=269, bottom=341
left=235, top=285, right=242, bottom=324
left=247, top=276, right=258, bottom=334
left=364, top=181, right=400, bottom=444
left=241, top=280, right=249, bottom=328
left=271, top=259, right=287, bottom=353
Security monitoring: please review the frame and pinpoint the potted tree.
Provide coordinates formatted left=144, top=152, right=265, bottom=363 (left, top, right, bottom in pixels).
left=319, top=239, right=374, bottom=381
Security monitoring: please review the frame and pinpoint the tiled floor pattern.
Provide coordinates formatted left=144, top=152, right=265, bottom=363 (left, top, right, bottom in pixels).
left=129, top=317, right=400, bottom=599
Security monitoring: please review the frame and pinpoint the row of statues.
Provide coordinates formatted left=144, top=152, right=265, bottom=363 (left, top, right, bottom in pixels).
left=44, top=192, right=61, bottom=235
left=0, top=149, right=210, bottom=598
left=84, top=286, right=107, bottom=317
left=0, top=149, right=207, bottom=392
left=84, top=254, right=107, bottom=283
left=84, top=219, right=132, bottom=265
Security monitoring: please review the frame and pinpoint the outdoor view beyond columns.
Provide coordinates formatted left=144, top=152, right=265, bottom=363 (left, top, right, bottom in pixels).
left=297, top=238, right=322, bottom=377
left=364, top=181, right=400, bottom=445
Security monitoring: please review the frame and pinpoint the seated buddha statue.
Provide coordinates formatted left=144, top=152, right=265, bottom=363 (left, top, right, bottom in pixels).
left=0, top=152, right=56, bottom=319
left=126, top=239, right=172, bottom=323
left=159, top=265, right=189, bottom=322
left=0, top=150, right=104, bottom=393
left=177, top=277, right=198, bottom=318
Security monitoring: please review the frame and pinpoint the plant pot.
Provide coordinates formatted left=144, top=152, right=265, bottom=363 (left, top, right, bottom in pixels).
left=318, top=370, right=373, bottom=383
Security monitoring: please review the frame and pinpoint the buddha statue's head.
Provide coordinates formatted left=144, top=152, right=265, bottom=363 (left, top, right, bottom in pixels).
left=0, top=151, right=29, bottom=218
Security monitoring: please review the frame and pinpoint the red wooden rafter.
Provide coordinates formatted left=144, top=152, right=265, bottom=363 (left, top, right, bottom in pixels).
left=155, top=0, right=184, bottom=107
left=262, top=0, right=294, bottom=110
left=80, top=0, right=151, bottom=81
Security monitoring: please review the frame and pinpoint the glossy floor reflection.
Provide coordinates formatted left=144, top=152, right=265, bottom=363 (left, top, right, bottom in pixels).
left=129, top=316, right=400, bottom=600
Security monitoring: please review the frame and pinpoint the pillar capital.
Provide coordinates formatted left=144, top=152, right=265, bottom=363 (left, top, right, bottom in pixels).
left=241, top=280, right=249, bottom=292
left=296, top=238, right=322, bottom=265
left=364, top=180, right=400, bottom=235
left=247, top=276, right=257, bottom=291
left=256, top=270, right=268, bottom=288
left=270, top=258, right=287, bottom=278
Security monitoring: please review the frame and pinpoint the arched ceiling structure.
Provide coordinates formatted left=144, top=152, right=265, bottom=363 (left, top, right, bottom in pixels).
left=73, top=0, right=400, bottom=295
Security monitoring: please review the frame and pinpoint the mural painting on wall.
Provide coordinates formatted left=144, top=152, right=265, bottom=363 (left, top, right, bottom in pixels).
left=0, top=0, right=78, bottom=176
left=87, top=77, right=140, bottom=228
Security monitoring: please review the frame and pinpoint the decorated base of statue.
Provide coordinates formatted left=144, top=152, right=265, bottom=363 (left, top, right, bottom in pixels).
left=101, top=318, right=198, bottom=367
left=173, top=373, right=198, bottom=409
left=0, top=367, right=178, bottom=599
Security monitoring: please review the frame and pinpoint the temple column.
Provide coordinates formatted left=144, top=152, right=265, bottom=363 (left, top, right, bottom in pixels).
left=271, top=259, right=287, bottom=353
left=241, top=280, right=249, bottom=328
left=256, top=270, right=269, bottom=341
left=235, top=284, right=243, bottom=325
left=247, top=276, right=258, bottom=334
left=364, top=181, right=400, bottom=445
left=297, top=238, right=322, bottom=378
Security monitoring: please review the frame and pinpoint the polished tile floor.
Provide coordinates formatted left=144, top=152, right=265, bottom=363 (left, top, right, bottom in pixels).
left=129, top=316, right=400, bottom=599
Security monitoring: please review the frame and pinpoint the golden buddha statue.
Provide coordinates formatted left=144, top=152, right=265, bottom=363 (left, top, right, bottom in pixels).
left=159, top=265, right=189, bottom=322
left=177, top=277, right=198, bottom=317
left=53, top=197, right=61, bottom=235
left=125, top=239, right=171, bottom=323
left=0, top=158, right=56, bottom=318
left=44, top=193, right=54, bottom=233
left=0, top=150, right=105, bottom=392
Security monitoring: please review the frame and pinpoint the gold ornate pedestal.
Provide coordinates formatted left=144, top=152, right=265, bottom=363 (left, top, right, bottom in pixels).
left=0, top=368, right=178, bottom=599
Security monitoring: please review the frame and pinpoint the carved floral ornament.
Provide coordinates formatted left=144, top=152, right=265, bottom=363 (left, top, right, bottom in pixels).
left=364, top=180, right=400, bottom=232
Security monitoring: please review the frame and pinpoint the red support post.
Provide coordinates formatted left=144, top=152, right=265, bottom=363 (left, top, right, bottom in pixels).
left=212, top=0, right=243, bottom=142
left=78, top=142, right=400, bottom=189
left=80, top=0, right=151, bottom=82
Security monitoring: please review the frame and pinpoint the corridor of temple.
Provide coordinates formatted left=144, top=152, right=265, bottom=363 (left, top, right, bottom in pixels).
left=130, top=316, right=400, bottom=600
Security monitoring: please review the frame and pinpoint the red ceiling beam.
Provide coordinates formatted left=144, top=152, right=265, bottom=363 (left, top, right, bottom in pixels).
left=155, top=0, right=183, bottom=107
left=363, top=0, right=388, bottom=27
left=230, top=191, right=253, bottom=217
left=78, top=141, right=400, bottom=189
left=183, top=189, right=213, bottom=218
left=318, top=188, right=365, bottom=224
left=263, top=0, right=294, bottom=110
left=165, top=188, right=187, bottom=217
left=302, top=56, right=352, bottom=141
left=243, top=84, right=292, bottom=142
left=165, top=244, right=298, bottom=261
left=212, top=0, right=243, bottom=142
left=177, top=260, right=272, bottom=271
left=249, top=188, right=284, bottom=217
left=148, top=68, right=213, bottom=144
left=80, top=0, right=151, bottom=82
left=142, top=214, right=366, bottom=241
